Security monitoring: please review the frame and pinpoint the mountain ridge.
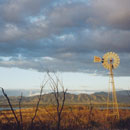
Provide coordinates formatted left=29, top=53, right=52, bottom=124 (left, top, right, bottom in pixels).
left=0, top=90, right=130, bottom=105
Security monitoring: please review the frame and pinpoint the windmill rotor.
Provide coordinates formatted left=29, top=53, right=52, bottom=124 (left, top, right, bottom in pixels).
left=102, top=52, right=120, bottom=70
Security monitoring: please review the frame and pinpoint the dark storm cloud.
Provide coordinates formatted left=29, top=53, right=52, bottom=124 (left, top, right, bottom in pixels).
left=0, top=0, right=52, bottom=23
left=0, top=0, right=130, bottom=76
left=46, top=0, right=130, bottom=30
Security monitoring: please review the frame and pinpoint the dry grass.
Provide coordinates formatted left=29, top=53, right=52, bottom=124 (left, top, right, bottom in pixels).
left=0, top=105, right=130, bottom=130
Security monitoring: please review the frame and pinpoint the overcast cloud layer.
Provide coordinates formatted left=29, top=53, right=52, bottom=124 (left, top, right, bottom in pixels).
left=0, top=0, right=130, bottom=76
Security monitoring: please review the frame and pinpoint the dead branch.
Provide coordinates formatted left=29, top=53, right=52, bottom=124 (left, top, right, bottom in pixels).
left=87, top=97, right=94, bottom=129
left=30, top=79, right=48, bottom=129
left=0, top=87, right=20, bottom=129
left=127, top=88, right=130, bottom=97
left=18, top=93, right=23, bottom=129
left=47, top=72, right=67, bottom=130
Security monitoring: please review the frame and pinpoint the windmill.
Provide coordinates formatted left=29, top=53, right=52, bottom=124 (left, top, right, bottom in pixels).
left=94, top=52, right=120, bottom=119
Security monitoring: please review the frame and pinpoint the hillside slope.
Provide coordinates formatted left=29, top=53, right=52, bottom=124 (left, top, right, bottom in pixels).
left=0, top=90, right=130, bottom=105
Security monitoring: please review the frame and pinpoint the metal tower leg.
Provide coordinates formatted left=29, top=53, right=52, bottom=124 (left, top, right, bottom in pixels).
left=106, top=63, right=119, bottom=119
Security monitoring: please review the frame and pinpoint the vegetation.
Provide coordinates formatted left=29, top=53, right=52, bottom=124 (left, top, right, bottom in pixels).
left=0, top=106, right=130, bottom=130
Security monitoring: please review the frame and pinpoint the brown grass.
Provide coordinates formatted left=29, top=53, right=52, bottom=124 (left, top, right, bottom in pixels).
left=0, top=105, right=130, bottom=130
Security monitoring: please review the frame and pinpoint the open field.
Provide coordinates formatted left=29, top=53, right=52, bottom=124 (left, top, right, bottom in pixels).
left=0, top=105, right=130, bottom=130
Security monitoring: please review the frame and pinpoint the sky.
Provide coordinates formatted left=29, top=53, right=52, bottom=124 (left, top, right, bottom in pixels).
left=0, top=0, right=130, bottom=91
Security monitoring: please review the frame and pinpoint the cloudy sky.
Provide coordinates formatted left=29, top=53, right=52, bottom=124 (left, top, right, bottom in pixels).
left=0, top=0, right=130, bottom=91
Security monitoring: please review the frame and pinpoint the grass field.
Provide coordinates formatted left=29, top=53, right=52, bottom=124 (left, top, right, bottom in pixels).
left=0, top=105, right=130, bottom=130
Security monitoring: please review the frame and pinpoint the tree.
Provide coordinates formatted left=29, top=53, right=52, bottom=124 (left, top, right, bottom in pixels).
left=47, top=72, right=67, bottom=130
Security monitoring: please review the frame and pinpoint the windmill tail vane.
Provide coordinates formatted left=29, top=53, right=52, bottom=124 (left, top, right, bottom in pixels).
left=94, top=56, right=104, bottom=63
left=94, top=56, right=101, bottom=62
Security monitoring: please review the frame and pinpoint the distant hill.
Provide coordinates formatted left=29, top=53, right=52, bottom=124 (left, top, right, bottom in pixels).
left=0, top=90, right=130, bottom=105
left=0, top=89, right=51, bottom=96
left=0, top=89, right=32, bottom=96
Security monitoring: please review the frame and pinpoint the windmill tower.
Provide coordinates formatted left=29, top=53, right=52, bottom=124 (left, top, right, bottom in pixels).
left=94, top=52, right=120, bottom=119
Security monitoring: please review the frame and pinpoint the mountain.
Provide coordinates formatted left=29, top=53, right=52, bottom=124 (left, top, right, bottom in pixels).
left=0, top=89, right=32, bottom=96
left=94, top=90, right=130, bottom=103
left=0, top=89, right=52, bottom=96
left=0, top=90, right=130, bottom=105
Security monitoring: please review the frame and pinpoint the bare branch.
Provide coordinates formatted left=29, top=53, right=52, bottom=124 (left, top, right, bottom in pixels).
left=59, top=89, right=67, bottom=116
left=87, top=97, right=94, bottom=129
left=30, top=79, right=48, bottom=128
left=47, top=71, right=57, bottom=87
left=19, top=93, right=23, bottom=128
left=47, top=72, right=67, bottom=130
left=0, top=87, right=20, bottom=128
left=127, top=87, right=130, bottom=97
